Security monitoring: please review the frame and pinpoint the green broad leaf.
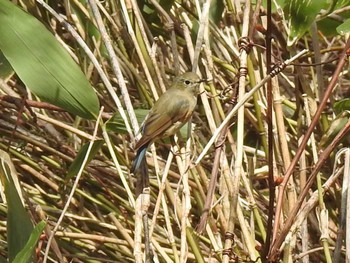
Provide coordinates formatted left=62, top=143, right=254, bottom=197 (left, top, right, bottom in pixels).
left=335, top=0, right=350, bottom=9
left=0, top=150, right=34, bottom=262
left=261, top=0, right=285, bottom=12
left=105, top=112, right=130, bottom=134
left=0, top=0, right=100, bottom=119
left=318, top=18, right=343, bottom=36
left=179, top=122, right=191, bottom=138
left=209, top=0, right=224, bottom=25
left=319, top=111, right=350, bottom=148
left=317, top=0, right=350, bottom=36
left=66, top=140, right=104, bottom=180
left=0, top=52, right=13, bottom=79
left=284, top=0, right=328, bottom=46
left=337, top=18, right=350, bottom=34
left=105, top=109, right=148, bottom=134
left=334, top=99, right=350, bottom=114
left=12, top=221, right=46, bottom=263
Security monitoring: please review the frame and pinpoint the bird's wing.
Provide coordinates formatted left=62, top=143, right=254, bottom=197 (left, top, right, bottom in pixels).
left=135, top=92, right=193, bottom=150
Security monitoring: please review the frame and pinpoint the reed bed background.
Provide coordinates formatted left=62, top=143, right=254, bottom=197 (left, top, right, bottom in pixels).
left=0, top=0, right=350, bottom=262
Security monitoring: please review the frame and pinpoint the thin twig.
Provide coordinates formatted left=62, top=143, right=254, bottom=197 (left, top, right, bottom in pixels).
left=270, top=37, right=350, bottom=257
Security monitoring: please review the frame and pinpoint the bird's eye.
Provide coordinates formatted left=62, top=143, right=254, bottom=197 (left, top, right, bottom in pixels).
left=184, top=80, right=191, bottom=85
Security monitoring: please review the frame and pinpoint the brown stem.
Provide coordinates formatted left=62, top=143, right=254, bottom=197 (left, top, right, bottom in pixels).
left=269, top=118, right=350, bottom=261
left=269, top=37, right=350, bottom=261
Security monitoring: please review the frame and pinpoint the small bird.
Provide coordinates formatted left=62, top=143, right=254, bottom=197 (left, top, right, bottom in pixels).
left=131, top=72, right=203, bottom=173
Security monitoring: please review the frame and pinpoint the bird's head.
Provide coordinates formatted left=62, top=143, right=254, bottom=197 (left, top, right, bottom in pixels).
left=173, top=72, right=205, bottom=95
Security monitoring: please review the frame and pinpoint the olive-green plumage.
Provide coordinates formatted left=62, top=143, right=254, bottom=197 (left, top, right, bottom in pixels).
left=131, top=72, right=203, bottom=173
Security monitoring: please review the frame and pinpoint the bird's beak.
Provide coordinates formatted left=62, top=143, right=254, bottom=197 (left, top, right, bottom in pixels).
left=198, top=78, right=207, bottom=83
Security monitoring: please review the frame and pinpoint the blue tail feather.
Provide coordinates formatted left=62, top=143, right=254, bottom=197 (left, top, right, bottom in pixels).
left=131, top=144, right=148, bottom=173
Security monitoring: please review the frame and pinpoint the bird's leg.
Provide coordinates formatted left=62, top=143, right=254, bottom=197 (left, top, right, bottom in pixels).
left=168, top=136, right=185, bottom=157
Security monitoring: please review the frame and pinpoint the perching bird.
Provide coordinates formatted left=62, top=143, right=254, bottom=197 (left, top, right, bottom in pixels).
left=131, top=72, right=203, bottom=173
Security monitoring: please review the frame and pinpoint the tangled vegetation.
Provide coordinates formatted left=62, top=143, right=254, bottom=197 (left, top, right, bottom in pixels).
left=0, top=0, right=350, bottom=262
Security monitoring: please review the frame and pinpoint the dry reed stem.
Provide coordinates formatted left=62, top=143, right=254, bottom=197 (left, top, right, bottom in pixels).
left=1, top=1, right=350, bottom=262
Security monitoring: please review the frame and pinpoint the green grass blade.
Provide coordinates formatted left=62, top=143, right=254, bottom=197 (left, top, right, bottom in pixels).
left=66, top=140, right=104, bottom=180
left=12, top=221, right=46, bottom=263
left=0, top=150, right=34, bottom=262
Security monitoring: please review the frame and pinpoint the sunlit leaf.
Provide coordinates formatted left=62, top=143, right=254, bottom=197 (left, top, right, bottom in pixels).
left=335, top=0, right=350, bottom=9
left=105, top=109, right=148, bottom=134
left=0, top=0, right=99, bottom=119
left=284, top=0, right=328, bottom=46
left=319, top=111, right=350, bottom=148
left=337, top=18, right=350, bottom=34
left=334, top=98, right=350, bottom=114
